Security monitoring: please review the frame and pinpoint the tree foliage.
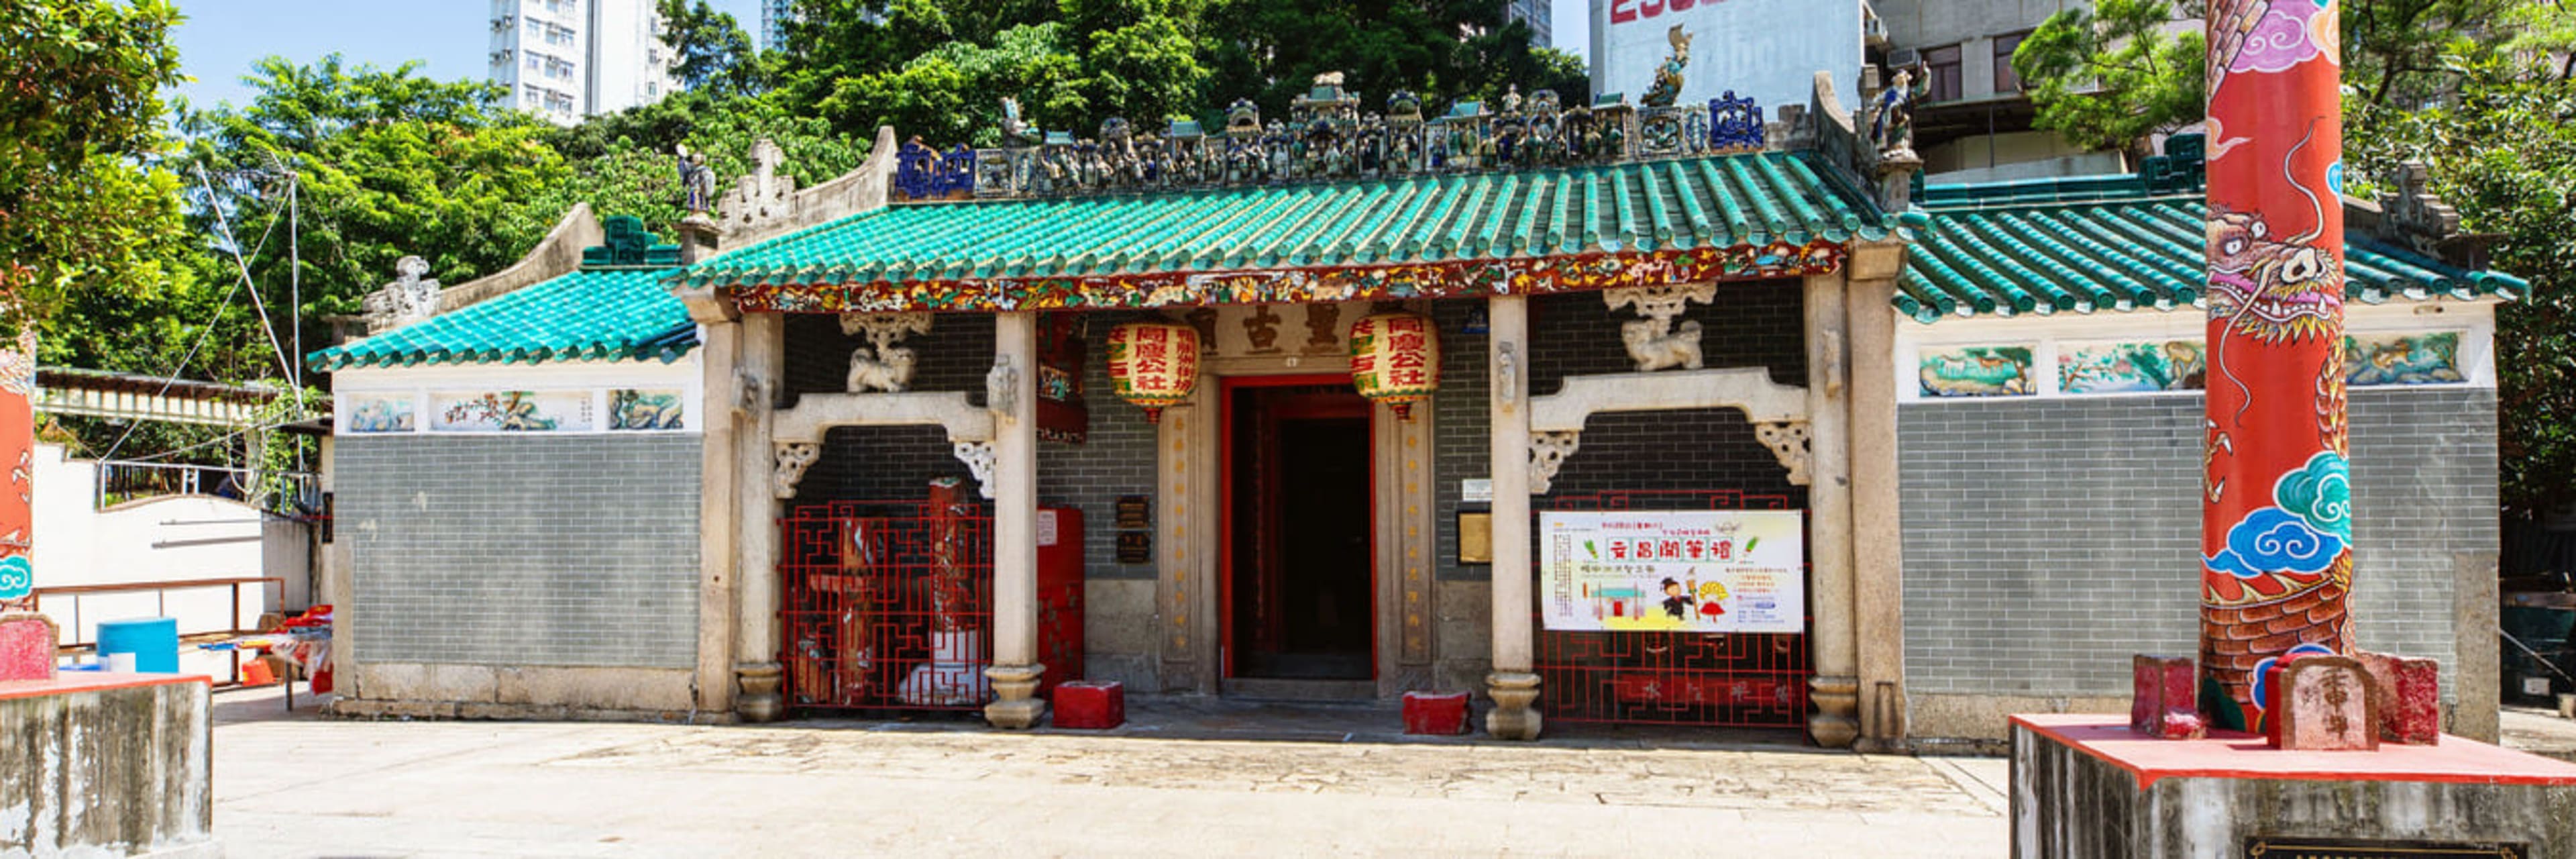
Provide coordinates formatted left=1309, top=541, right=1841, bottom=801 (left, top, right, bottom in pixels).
left=2010, top=0, right=2206, bottom=156
left=0, top=0, right=186, bottom=330
left=657, top=0, right=764, bottom=97
left=2345, top=53, right=2576, bottom=515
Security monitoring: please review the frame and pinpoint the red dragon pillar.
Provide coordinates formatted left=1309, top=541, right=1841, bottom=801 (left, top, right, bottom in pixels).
left=0, top=332, right=33, bottom=612
left=2201, top=0, right=2352, bottom=731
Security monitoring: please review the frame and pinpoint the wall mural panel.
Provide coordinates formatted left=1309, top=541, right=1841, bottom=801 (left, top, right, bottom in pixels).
left=1917, top=346, right=2034, bottom=398
left=2344, top=331, right=2463, bottom=387
left=2059, top=341, right=2207, bottom=393
left=346, top=395, right=418, bottom=433
left=431, top=391, right=594, bottom=433
left=610, top=389, right=687, bottom=431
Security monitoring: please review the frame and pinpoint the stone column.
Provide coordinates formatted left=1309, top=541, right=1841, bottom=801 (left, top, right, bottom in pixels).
left=1844, top=271, right=1906, bottom=748
left=2200, top=0, right=2350, bottom=732
left=984, top=311, right=1046, bottom=728
left=693, top=317, right=741, bottom=717
left=1484, top=295, right=1542, bottom=740
left=1803, top=272, right=1860, bottom=748
left=733, top=312, right=786, bottom=721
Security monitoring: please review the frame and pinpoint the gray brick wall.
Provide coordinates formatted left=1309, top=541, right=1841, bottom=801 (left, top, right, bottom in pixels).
left=1433, top=282, right=1810, bottom=583
left=784, top=311, right=1164, bottom=580
left=339, top=434, right=702, bottom=668
left=1898, top=387, right=2495, bottom=697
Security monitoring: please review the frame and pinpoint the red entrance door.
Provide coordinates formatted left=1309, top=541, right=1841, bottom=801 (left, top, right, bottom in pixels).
left=1221, top=376, right=1377, bottom=680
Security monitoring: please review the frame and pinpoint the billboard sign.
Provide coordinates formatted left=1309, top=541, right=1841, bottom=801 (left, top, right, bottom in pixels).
left=1590, top=0, right=1862, bottom=120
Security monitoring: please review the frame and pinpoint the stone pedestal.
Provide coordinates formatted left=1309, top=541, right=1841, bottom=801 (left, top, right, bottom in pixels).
left=1809, top=674, right=1860, bottom=748
left=2011, top=713, right=2576, bottom=857
left=1485, top=671, right=1542, bottom=740
left=735, top=662, right=784, bottom=723
left=983, top=662, right=1046, bottom=729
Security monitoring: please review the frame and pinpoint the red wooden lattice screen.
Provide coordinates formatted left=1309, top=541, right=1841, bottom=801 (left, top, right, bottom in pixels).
left=780, top=497, right=995, bottom=712
left=1532, top=490, right=1812, bottom=728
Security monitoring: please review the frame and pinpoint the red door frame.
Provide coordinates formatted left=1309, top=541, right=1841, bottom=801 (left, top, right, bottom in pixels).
left=1218, top=373, right=1378, bottom=680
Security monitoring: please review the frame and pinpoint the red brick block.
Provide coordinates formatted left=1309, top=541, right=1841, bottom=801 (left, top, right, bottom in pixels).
left=0, top=614, right=56, bottom=682
left=2130, top=654, right=2204, bottom=740
left=1403, top=691, right=1470, bottom=736
left=2356, top=650, right=2441, bottom=745
left=1051, top=680, right=1124, bottom=729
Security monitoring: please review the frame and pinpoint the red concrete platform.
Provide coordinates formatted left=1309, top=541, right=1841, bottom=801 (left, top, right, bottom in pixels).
left=0, top=672, right=210, bottom=702
left=2012, top=712, right=2576, bottom=790
left=1051, top=680, right=1124, bottom=729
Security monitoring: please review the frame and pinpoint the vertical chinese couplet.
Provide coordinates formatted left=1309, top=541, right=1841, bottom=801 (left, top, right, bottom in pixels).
left=2200, top=0, right=2352, bottom=732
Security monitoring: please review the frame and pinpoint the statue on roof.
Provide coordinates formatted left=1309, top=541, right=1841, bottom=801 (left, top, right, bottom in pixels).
left=675, top=144, right=718, bottom=215
left=1642, top=25, right=1692, bottom=108
left=1869, top=60, right=1929, bottom=157
left=1000, top=97, right=1030, bottom=147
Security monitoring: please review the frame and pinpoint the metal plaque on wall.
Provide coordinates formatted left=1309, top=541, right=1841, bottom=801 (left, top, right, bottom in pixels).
left=2245, top=838, right=2527, bottom=858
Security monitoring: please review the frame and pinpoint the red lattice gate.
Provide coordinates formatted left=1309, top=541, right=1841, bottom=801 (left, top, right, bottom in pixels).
left=781, top=497, right=994, bottom=712
left=1533, top=490, right=1812, bottom=728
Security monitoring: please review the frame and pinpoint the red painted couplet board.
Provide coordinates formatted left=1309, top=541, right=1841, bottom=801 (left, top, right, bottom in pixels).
left=2200, top=1, right=2351, bottom=732
left=0, top=332, right=33, bottom=613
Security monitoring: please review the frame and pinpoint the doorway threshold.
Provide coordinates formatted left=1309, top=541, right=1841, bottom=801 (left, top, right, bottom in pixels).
left=1220, top=677, right=1377, bottom=702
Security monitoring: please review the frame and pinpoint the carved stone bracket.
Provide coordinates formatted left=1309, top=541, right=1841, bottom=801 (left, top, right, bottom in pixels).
left=773, top=442, right=820, bottom=499
left=1495, top=342, right=1519, bottom=407
left=1755, top=421, right=1811, bottom=486
left=1605, top=283, right=1715, bottom=372
left=1529, top=431, right=1580, bottom=495
left=985, top=356, right=1018, bottom=419
left=952, top=441, right=998, bottom=499
left=842, top=313, right=932, bottom=393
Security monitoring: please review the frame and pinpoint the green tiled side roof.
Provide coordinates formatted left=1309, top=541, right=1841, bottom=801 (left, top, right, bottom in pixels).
left=680, top=150, right=1884, bottom=291
left=309, top=268, right=696, bottom=370
left=1899, top=181, right=2528, bottom=323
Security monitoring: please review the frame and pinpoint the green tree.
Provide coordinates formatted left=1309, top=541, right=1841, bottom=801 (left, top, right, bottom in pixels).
left=174, top=56, right=574, bottom=381
left=2010, top=0, right=2206, bottom=158
left=0, top=0, right=187, bottom=329
left=658, top=0, right=764, bottom=97
left=2344, top=52, right=2576, bottom=514
left=2341, top=0, right=2519, bottom=107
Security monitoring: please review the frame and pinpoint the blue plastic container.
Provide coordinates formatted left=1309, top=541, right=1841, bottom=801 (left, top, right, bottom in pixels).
left=95, top=617, right=180, bottom=674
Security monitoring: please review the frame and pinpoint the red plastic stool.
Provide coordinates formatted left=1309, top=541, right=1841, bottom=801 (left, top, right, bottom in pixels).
left=1403, top=691, right=1470, bottom=735
left=1053, top=680, right=1124, bottom=729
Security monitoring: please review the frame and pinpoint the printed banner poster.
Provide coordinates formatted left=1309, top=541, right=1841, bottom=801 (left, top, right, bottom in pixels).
left=1540, top=510, right=1805, bottom=633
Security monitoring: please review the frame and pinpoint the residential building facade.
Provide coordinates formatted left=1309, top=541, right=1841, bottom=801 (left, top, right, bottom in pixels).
left=488, top=0, right=678, bottom=125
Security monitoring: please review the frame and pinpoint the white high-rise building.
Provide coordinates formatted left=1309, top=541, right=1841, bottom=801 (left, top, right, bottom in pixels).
left=488, top=0, right=678, bottom=125
left=762, top=0, right=793, bottom=52
left=1508, top=0, right=1551, bottom=48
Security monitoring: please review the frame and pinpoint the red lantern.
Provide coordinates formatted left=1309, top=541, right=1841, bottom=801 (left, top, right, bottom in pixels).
left=1348, top=311, right=1440, bottom=419
left=1104, top=321, right=1201, bottom=423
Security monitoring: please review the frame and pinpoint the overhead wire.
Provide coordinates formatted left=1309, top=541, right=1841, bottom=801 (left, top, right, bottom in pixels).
left=93, top=170, right=290, bottom=464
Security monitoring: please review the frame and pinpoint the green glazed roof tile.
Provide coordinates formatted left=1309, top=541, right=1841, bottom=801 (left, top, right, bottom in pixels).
left=307, top=267, right=695, bottom=370
left=682, top=151, right=1882, bottom=293
left=1898, top=181, right=2524, bottom=324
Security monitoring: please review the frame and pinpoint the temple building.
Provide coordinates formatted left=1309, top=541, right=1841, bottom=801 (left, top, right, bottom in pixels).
left=306, top=64, right=2521, bottom=748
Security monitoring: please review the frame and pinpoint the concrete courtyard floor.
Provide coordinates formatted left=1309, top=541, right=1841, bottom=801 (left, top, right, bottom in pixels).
left=209, top=685, right=2009, bottom=858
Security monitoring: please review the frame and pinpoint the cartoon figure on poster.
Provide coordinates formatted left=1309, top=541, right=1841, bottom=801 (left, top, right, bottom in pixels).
left=1539, top=510, right=1803, bottom=634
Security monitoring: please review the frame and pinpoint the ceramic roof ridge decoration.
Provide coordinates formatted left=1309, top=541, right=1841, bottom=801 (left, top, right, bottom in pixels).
left=581, top=215, right=684, bottom=270
left=678, top=149, right=1881, bottom=313
left=1896, top=179, right=2527, bottom=324
left=891, top=67, right=1769, bottom=205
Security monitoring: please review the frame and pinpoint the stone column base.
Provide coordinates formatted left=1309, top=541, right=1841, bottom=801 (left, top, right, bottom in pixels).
left=736, top=662, right=784, bottom=723
left=984, top=663, right=1047, bottom=729
left=1485, top=671, right=1543, bottom=740
left=1809, top=674, right=1860, bottom=748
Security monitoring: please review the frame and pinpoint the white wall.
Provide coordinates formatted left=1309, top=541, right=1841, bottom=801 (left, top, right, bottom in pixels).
left=28, top=444, right=299, bottom=679
left=1589, top=0, right=1861, bottom=116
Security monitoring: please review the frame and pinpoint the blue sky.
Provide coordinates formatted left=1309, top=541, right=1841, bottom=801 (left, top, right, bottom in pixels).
left=172, top=0, right=1587, bottom=111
